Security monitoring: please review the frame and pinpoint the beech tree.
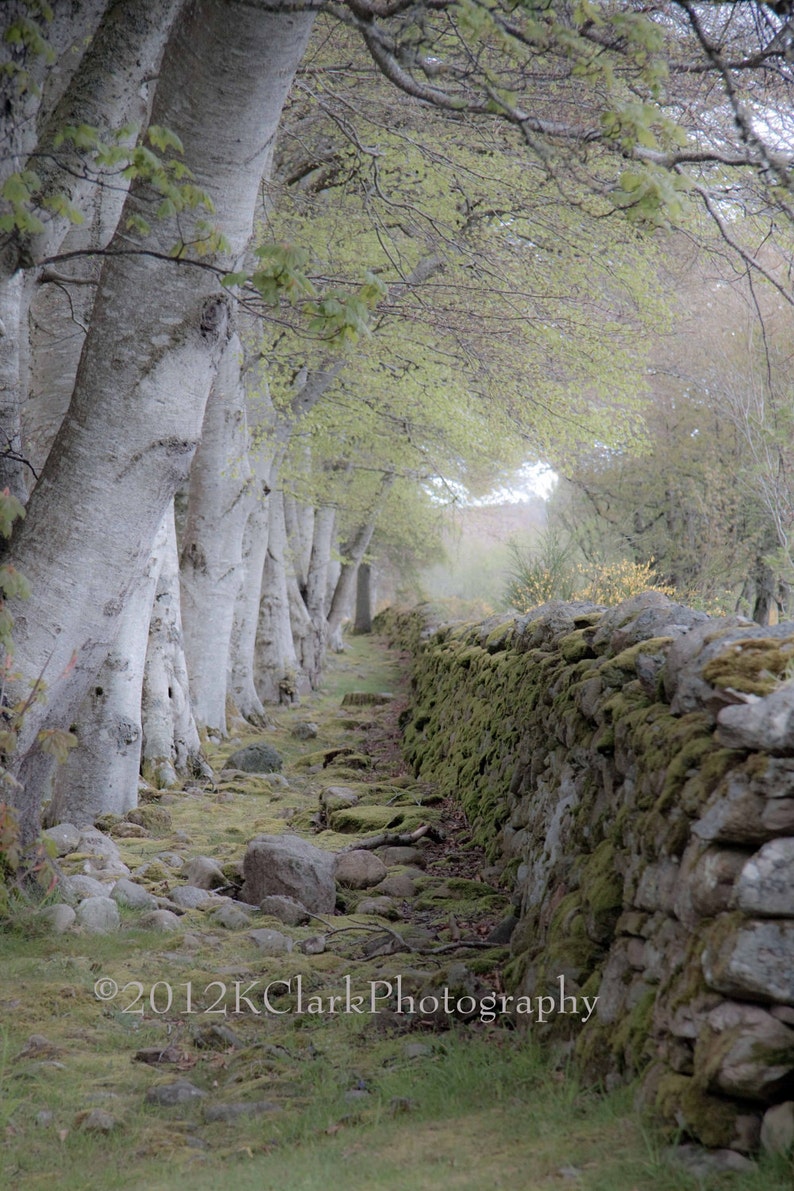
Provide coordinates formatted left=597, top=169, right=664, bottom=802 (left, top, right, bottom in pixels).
left=3, top=0, right=315, bottom=841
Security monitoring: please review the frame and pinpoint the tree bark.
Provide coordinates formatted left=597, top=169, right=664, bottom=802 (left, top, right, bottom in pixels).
left=283, top=489, right=314, bottom=595
left=354, top=562, right=374, bottom=634
left=327, top=471, right=395, bottom=651
left=5, top=0, right=315, bottom=841
left=141, top=502, right=205, bottom=787
left=228, top=444, right=275, bottom=725
left=295, top=503, right=336, bottom=680
left=46, top=514, right=169, bottom=826
left=0, top=0, right=181, bottom=501
left=180, top=333, right=251, bottom=734
left=0, top=271, right=31, bottom=500
left=255, top=489, right=304, bottom=704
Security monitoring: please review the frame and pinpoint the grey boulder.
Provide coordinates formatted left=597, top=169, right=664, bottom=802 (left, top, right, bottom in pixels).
left=240, top=834, right=335, bottom=913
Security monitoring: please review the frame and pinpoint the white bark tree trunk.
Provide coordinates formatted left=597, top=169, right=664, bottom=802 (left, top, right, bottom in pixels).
left=327, top=472, right=395, bottom=651
left=293, top=503, right=336, bottom=682
left=228, top=443, right=274, bottom=725
left=354, top=561, right=374, bottom=633
left=180, top=333, right=250, bottom=734
left=283, top=489, right=314, bottom=594
left=5, top=0, right=315, bottom=842
left=288, top=567, right=320, bottom=687
left=142, top=502, right=205, bottom=787
left=0, top=271, right=31, bottom=500
left=1, top=0, right=180, bottom=500
left=255, top=489, right=304, bottom=704
left=46, top=514, right=169, bottom=826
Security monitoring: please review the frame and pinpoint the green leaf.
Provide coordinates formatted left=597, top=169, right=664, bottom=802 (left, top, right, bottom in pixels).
left=147, top=125, right=185, bottom=155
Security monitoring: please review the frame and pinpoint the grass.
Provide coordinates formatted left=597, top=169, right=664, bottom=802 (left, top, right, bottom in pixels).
left=1, top=633, right=792, bottom=1191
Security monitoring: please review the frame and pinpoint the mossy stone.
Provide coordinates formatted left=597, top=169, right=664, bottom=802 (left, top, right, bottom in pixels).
left=126, top=805, right=172, bottom=833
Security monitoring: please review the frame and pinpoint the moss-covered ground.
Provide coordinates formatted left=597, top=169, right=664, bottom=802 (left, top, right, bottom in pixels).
left=0, top=633, right=791, bottom=1190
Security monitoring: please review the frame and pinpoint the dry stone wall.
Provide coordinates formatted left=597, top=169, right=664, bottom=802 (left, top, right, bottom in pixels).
left=389, top=592, right=794, bottom=1154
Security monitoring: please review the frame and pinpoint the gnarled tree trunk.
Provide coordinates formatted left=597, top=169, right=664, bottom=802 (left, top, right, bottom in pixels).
left=142, top=501, right=205, bottom=787
left=5, top=0, right=314, bottom=842
left=45, top=513, right=169, bottom=826
left=180, top=333, right=251, bottom=734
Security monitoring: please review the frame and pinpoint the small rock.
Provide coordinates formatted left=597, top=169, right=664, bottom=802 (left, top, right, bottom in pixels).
left=34, top=1110, right=54, bottom=1127
left=14, top=1035, right=61, bottom=1061
left=42, top=823, right=81, bottom=856
left=145, top=1079, right=206, bottom=1107
left=169, top=885, right=220, bottom=910
left=379, top=846, right=425, bottom=868
left=299, top=935, right=326, bottom=955
left=111, top=879, right=158, bottom=910
left=262, top=773, right=290, bottom=789
left=664, top=1144, right=755, bottom=1176
left=357, top=896, right=398, bottom=918
left=193, top=1024, right=243, bottom=1050
left=373, top=873, right=416, bottom=898
left=203, top=1100, right=281, bottom=1122
left=138, top=909, right=182, bottom=931
left=79, top=1108, right=118, bottom=1133
left=134, top=1045, right=186, bottom=1066
left=185, top=856, right=227, bottom=890
left=334, top=850, right=388, bottom=890
left=60, top=874, right=109, bottom=902
left=291, top=721, right=319, bottom=740
left=81, top=857, right=131, bottom=880
left=321, top=788, right=360, bottom=814
left=208, top=903, right=251, bottom=930
left=224, top=742, right=283, bottom=773
left=259, top=894, right=310, bottom=926
left=761, top=1101, right=794, bottom=1156
left=38, top=903, right=76, bottom=933
left=126, top=806, right=172, bottom=834
left=403, top=1042, right=432, bottom=1059
left=77, top=829, right=121, bottom=861
left=247, top=928, right=294, bottom=955
left=109, top=822, right=150, bottom=839
left=154, top=853, right=185, bottom=869
left=75, top=896, right=120, bottom=934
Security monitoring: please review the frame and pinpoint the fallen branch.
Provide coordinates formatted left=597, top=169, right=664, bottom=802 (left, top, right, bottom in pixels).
left=304, top=911, right=504, bottom=956
left=339, top=823, right=443, bottom=853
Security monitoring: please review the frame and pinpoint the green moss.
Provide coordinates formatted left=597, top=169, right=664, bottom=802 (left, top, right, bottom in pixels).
left=592, top=725, right=615, bottom=755
left=654, top=1073, right=741, bottom=1148
left=610, top=987, right=656, bottom=1073
left=580, top=841, right=623, bottom=942
left=559, top=630, right=596, bottom=663
left=601, top=687, right=651, bottom=724
left=327, top=804, right=434, bottom=833
left=599, top=637, right=673, bottom=687
left=484, top=621, right=517, bottom=653
left=703, top=635, right=794, bottom=696
left=574, top=1020, right=613, bottom=1080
